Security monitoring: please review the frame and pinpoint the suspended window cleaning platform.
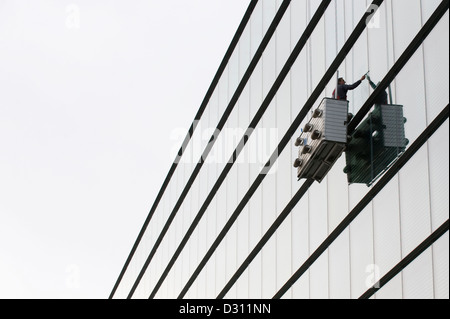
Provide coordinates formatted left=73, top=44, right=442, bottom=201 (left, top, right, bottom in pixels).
left=344, top=104, right=408, bottom=186
left=294, top=98, right=350, bottom=183
left=294, top=100, right=408, bottom=187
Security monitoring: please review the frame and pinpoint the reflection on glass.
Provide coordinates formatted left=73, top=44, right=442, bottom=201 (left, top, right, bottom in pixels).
left=344, top=103, right=408, bottom=186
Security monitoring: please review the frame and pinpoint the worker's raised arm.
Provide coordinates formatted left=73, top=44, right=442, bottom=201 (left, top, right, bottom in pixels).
left=345, top=78, right=364, bottom=90
left=366, top=75, right=377, bottom=90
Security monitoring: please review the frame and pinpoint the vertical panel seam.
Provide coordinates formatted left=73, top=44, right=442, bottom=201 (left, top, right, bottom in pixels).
left=419, top=0, right=436, bottom=299
left=389, top=0, right=405, bottom=299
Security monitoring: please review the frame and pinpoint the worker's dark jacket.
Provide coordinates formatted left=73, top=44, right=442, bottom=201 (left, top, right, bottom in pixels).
left=333, top=80, right=362, bottom=100
left=368, top=79, right=388, bottom=104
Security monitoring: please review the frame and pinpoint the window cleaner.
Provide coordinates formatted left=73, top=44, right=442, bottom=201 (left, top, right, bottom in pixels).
left=332, top=74, right=367, bottom=100
left=366, top=72, right=392, bottom=105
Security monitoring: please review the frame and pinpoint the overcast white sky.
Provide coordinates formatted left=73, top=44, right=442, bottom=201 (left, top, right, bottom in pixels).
left=0, top=0, right=250, bottom=299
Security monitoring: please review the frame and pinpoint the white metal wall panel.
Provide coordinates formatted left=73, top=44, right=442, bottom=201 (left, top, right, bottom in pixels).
left=433, top=232, right=450, bottom=299
left=308, top=181, right=329, bottom=299
left=289, top=0, right=310, bottom=299
left=372, top=177, right=403, bottom=299
left=422, top=14, right=449, bottom=123
left=399, top=149, right=433, bottom=299
left=204, top=90, right=220, bottom=299
left=309, top=7, right=326, bottom=93
left=260, top=0, right=278, bottom=300
left=236, top=29, right=252, bottom=299
left=247, top=1, right=264, bottom=299
left=403, top=251, right=435, bottom=299
left=329, top=230, right=352, bottom=299
left=428, top=124, right=450, bottom=232
left=350, top=206, right=375, bottom=298
left=275, top=1, right=294, bottom=297
left=220, top=45, right=240, bottom=300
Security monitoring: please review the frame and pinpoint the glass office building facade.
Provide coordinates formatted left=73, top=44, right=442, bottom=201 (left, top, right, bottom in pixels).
left=111, top=0, right=449, bottom=299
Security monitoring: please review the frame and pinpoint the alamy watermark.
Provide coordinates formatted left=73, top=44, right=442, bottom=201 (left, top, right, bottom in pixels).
left=365, top=264, right=381, bottom=289
left=170, top=122, right=280, bottom=174
left=66, top=4, right=81, bottom=30
left=65, top=264, right=81, bottom=290
left=366, top=4, right=381, bottom=29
